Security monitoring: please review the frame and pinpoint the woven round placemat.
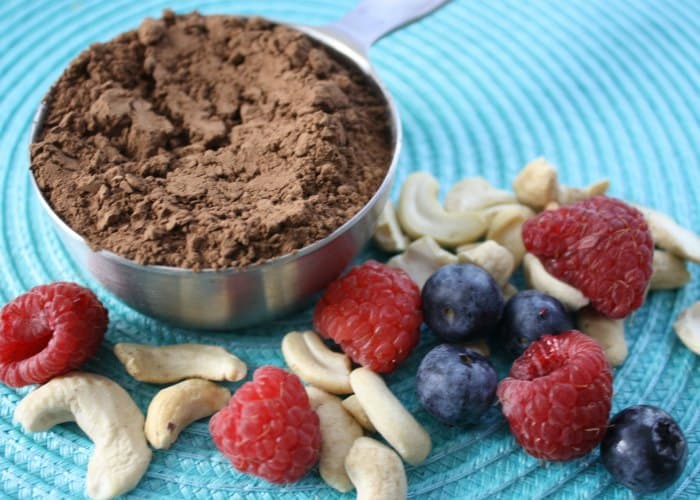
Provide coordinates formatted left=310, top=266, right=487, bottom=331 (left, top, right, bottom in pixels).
left=1, top=0, right=698, bottom=498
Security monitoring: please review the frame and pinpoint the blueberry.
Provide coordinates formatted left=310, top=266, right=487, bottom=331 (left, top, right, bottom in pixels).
left=500, top=290, right=574, bottom=357
left=416, top=343, right=498, bottom=425
left=601, top=405, right=688, bottom=493
left=422, top=264, right=504, bottom=342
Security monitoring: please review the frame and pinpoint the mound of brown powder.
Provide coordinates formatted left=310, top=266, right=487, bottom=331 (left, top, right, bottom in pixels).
left=31, top=10, right=392, bottom=270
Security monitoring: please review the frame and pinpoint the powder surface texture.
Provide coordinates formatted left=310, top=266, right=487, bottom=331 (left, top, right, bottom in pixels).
left=31, top=11, right=392, bottom=270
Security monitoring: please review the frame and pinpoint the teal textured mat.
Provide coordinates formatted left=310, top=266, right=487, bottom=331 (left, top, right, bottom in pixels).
left=1, top=0, right=699, bottom=498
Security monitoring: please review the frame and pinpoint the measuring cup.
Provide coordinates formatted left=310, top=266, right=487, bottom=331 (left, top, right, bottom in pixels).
left=30, top=0, right=451, bottom=329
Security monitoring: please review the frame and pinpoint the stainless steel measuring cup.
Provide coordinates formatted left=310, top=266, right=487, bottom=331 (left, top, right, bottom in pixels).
left=30, top=0, right=451, bottom=330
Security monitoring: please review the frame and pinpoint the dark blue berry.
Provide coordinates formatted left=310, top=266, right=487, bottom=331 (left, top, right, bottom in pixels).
left=422, top=264, right=504, bottom=342
left=500, top=290, right=574, bottom=357
left=601, top=405, right=688, bottom=493
left=416, top=344, right=497, bottom=425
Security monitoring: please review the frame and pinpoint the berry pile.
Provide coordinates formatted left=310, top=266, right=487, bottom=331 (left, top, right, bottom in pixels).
left=367, top=165, right=691, bottom=494
left=293, top=185, right=687, bottom=494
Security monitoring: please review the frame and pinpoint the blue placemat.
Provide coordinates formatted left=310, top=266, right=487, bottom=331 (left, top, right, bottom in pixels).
left=1, top=0, right=699, bottom=498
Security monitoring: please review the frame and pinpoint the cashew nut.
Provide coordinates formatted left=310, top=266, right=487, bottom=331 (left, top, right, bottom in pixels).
left=349, top=367, right=431, bottom=466
left=502, top=282, right=518, bottom=300
left=397, top=172, right=486, bottom=246
left=373, top=202, right=409, bottom=253
left=523, top=253, right=589, bottom=310
left=650, top=250, right=691, bottom=290
left=387, top=235, right=457, bottom=289
left=444, top=177, right=516, bottom=212
left=486, top=205, right=534, bottom=266
left=457, top=240, right=515, bottom=287
left=479, top=203, right=535, bottom=227
left=455, top=242, right=479, bottom=253
left=14, top=372, right=151, bottom=500
left=342, top=395, right=376, bottom=433
left=306, top=386, right=363, bottom=492
left=512, top=158, right=559, bottom=211
left=282, top=331, right=352, bottom=394
left=673, top=302, right=700, bottom=355
left=557, top=179, right=610, bottom=205
left=114, top=343, right=247, bottom=383
left=345, top=437, right=407, bottom=500
left=578, top=308, right=627, bottom=366
left=637, top=206, right=700, bottom=263
left=144, top=379, right=230, bottom=449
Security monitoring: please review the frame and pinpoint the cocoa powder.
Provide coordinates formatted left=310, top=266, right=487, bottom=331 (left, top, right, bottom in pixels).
left=31, top=11, right=392, bottom=270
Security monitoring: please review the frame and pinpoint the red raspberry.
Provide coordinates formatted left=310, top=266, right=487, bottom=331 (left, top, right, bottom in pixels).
left=209, top=366, right=321, bottom=484
left=0, top=282, right=108, bottom=387
left=522, top=196, right=653, bottom=318
left=313, top=260, right=422, bottom=373
left=497, top=331, right=612, bottom=461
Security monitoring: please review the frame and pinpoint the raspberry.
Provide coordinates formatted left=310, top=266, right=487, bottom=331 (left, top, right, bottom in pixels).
left=497, top=331, right=612, bottom=461
left=0, top=282, right=108, bottom=387
left=522, top=196, right=653, bottom=319
left=313, top=260, right=422, bottom=373
left=209, top=366, right=321, bottom=484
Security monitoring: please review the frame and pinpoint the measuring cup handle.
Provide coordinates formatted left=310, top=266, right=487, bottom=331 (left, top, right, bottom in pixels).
left=324, top=0, right=451, bottom=53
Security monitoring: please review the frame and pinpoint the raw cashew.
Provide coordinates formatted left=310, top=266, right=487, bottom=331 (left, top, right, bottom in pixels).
left=144, top=379, right=230, bottom=449
left=479, top=203, right=535, bottom=227
left=349, top=367, right=431, bottom=466
left=523, top=253, right=589, bottom=310
left=578, top=308, right=627, bottom=366
left=444, top=177, right=516, bottom=212
left=455, top=242, right=479, bottom=253
left=512, top=158, right=559, bottom=210
left=282, top=331, right=352, bottom=394
left=373, top=202, right=409, bottom=253
left=387, top=235, right=457, bottom=289
left=673, top=302, right=700, bottom=355
left=557, top=179, right=609, bottom=205
left=457, top=240, right=515, bottom=287
left=306, top=386, right=363, bottom=492
left=486, top=205, right=534, bottom=266
left=397, top=172, right=486, bottom=246
left=637, top=206, right=700, bottom=263
left=502, top=282, right=518, bottom=300
left=650, top=250, right=691, bottom=290
left=342, top=395, right=376, bottom=433
left=345, top=437, right=407, bottom=500
left=14, top=372, right=151, bottom=500
left=114, top=343, right=247, bottom=383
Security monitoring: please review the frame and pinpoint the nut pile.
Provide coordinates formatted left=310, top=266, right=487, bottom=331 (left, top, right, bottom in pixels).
left=371, top=157, right=697, bottom=492
left=381, top=158, right=700, bottom=364
left=0, top=282, right=248, bottom=499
